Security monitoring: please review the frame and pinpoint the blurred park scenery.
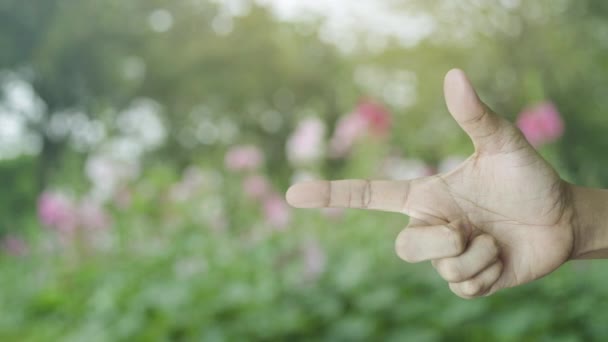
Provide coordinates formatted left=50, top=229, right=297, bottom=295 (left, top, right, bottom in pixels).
left=2, top=0, right=608, bottom=340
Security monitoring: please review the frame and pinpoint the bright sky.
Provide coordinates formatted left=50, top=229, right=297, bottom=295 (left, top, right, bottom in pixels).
left=260, top=0, right=434, bottom=49
left=212, top=0, right=434, bottom=50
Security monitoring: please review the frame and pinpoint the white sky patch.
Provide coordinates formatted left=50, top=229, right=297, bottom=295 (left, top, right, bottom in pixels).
left=255, top=0, right=435, bottom=50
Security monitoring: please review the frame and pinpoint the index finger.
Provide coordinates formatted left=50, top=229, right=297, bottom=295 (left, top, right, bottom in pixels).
left=285, top=179, right=412, bottom=213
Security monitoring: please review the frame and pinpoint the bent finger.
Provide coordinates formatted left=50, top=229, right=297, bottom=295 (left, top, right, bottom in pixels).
left=395, top=220, right=470, bottom=263
left=449, top=260, right=503, bottom=299
left=432, top=234, right=500, bottom=282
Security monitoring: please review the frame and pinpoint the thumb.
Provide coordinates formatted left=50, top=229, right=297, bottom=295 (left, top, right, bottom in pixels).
left=443, top=68, right=524, bottom=153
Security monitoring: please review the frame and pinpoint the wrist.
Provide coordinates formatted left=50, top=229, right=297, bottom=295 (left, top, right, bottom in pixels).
left=570, top=184, right=608, bottom=259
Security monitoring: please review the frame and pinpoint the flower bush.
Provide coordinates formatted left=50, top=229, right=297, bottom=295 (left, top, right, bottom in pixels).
left=0, top=100, right=606, bottom=341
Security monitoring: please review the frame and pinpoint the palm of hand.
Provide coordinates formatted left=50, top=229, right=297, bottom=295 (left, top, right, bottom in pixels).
left=287, top=69, right=576, bottom=298
left=412, top=145, right=575, bottom=291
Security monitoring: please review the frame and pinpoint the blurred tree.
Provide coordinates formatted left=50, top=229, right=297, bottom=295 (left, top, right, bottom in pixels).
left=0, top=0, right=356, bottom=185
left=1, top=0, right=608, bottom=237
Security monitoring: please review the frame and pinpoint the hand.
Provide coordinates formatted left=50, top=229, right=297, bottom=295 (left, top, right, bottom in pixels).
left=286, top=69, right=577, bottom=299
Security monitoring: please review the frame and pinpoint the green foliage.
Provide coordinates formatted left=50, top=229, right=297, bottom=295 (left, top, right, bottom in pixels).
left=0, top=157, right=38, bottom=233
left=1, top=164, right=607, bottom=341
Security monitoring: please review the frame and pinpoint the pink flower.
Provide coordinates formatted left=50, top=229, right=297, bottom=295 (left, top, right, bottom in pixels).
left=243, top=174, right=270, bottom=200
left=516, top=101, right=564, bottom=147
left=329, top=113, right=367, bottom=158
left=357, top=100, right=391, bottom=136
left=286, top=117, right=326, bottom=166
left=329, top=99, right=392, bottom=158
left=224, top=145, right=264, bottom=172
left=38, top=191, right=113, bottom=239
left=263, top=194, right=291, bottom=230
left=1, top=235, right=28, bottom=256
left=37, top=191, right=78, bottom=233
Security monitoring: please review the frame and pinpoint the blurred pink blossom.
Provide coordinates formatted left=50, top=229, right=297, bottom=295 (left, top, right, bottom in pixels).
left=516, top=101, right=564, bottom=147
left=38, top=191, right=112, bottom=237
left=1, top=235, right=28, bottom=256
left=357, top=100, right=391, bottom=136
left=224, top=145, right=264, bottom=172
left=329, top=113, right=367, bottom=158
left=329, top=99, right=392, bottom=158
left=243, top=174, right=271, bottom=200
left=37, top=191, right=78, bottom=233
left=263, top=194, right=291, bottom=230
left=286, top=117, right=326, bottom=166
left=302, top=239, right=326, bottom=281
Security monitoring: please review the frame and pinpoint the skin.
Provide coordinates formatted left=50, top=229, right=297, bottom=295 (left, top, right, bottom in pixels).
left=285, top=69, right=608, bottom=299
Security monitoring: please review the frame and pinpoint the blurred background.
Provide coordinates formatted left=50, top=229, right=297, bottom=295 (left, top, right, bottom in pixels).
left=1, top=0, right=608, bottom=340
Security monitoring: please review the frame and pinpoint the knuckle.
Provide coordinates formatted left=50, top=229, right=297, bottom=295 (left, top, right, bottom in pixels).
left=480, top=234, right=497, bottom=247
left=479, top=234, right=499, bottom=256
left=449, top=283, right=473, bottom=300
left=444, top=226, right=466, bottom=255
left=483, top=285, right=500, bottom=297
left=399, top=180, right=411, bottom=212
left=436, top=259, right=464, bottom=282
left=461, top=280, right=483, bottom=297
left=350, top=180, right=370, bottom=208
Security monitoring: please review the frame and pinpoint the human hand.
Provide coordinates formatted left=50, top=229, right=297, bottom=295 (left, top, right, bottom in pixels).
left=286, top=69, right=577, bottom=299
